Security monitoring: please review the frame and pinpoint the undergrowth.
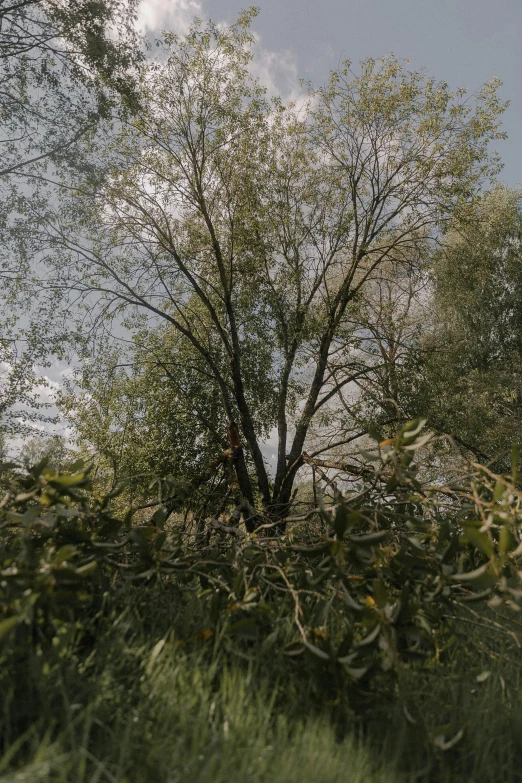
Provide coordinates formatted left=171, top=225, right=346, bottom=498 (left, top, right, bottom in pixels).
left=3, top=423, right=522, bottom=781
left=0, top=607, right=402, bottom=783
left=2, top=596, right=522, bottom=782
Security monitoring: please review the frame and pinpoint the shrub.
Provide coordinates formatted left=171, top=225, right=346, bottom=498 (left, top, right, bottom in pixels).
left=2, top=419, right=522, bottom=726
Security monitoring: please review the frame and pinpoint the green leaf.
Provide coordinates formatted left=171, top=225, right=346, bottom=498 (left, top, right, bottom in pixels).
left=283, top=641, right=305, bottom=657
left=367, top=424, right=383, bottom=442
left=312, top=599, right=329, bottom=627
left=48, top=472, right=87, bottom=488
left=403, top=431, right=433, bottom=451
left=129, top=526, right=155, bottom=550
left=348, top=530, right=389, bottom=546
left=433, top=727, right=465, bottom=751
left=54, top=545, right=78, bottom=564
left=372, top=579, right=388, bottom=608
left=499, top=526, right=516, bottom=555
left=152, top=506, right=169, bottom=529
left=450, top=565, right=497, bottom=591
left=317, top=493, right=332, bottom=526
left=99, top=483, right=125, bottom=509
left=402, top=418, right=427, bottom=434
left=400, top=418, right=428, bottom=445
left=464, top=526, right=493, bottom=557
left=449, top=563, right=489, bottom=582
left=303, top=640, right=331, bottom=660
left=75, top=560, right=97, bottom=576
left=343, top=665, right=368, bottom=680
left=67, top=458, right=85, bottom=473
left=354, top=623, right=381, bottom=648
left=359, top=450, right=381, bottom=462
left=492, top=481, right=506, bottom=503
left=0, top=616, right=18, bottom=641
left=337, top=651, right=358, bottom=665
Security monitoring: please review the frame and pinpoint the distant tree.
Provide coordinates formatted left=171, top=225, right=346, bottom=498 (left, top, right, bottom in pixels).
left=19, top=433, right=69, bottom=469
left=0, top=312, right=60, bottom=446
left=408, top=186, right=522, bottom=462
left=0, top=0, right=142, bottom=179
left=0, top=0, right=143, bottom=446
left=58, top=325, right=230, bottom=506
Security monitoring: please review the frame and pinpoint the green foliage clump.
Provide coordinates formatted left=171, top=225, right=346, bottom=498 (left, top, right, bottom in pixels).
left=408, top=187, right=522, bottom=461
left=2, top=422, right=522, bottom=705
left=3, top=421, right=522, bottom=780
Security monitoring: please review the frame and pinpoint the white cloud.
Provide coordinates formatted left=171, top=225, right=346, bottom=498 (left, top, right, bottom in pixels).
left=136, top=0, right=204, bottom=36
left=136, top=1, right=304, bottom=104
left=250, top=36, right=303, bottom=105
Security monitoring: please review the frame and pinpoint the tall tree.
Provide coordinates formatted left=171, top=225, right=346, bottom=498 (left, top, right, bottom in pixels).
left=409, top=186, right=522, bottom=461
left=0, top=0, right=142, bottom=179
left=18, top=14, right=506, bottom=519
left=0, top=0, right=143, bottom=443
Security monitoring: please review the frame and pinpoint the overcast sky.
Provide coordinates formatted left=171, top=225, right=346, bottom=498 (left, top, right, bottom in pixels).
left=139, top=0, right=521, bottom=186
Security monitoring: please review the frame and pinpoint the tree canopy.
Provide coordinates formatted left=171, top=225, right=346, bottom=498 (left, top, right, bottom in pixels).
left=0, top=0, right=143, bottom=445
left=8, top=13, right=507, bottom=519
left=407, top=186, right=522, bottom=463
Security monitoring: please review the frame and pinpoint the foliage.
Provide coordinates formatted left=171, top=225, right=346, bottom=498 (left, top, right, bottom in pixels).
left=9, top=13, right=507, bottom=514
left=0, top=334, right=55, bottom=443
left=0, top=459, right=125, bottom=655
left=3, top=421, right=522, bottom=780
left=3, top=420, right=522, bottom=717
left=4, top=612, right=522, bottom=783
left=0, top=0, right=142, bottom=180
left=409, top=187, right=522, bottom=462
left=0, top=0, right=144, bottom=442
left=56, top=326, right=230, bottom=506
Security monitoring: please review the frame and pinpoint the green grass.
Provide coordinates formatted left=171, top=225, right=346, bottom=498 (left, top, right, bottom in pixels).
left=0, top=639, right=402, bottom=783
left=3, top=599, right=522, bottom=783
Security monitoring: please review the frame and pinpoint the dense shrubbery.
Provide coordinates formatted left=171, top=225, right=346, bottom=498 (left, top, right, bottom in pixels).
left=3, top=420, right=522, bottom=762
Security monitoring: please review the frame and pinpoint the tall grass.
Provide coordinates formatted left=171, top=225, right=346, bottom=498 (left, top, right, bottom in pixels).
left=2, top=598, right=522, bottom=782
left=0, top=629, right=402, bottom=783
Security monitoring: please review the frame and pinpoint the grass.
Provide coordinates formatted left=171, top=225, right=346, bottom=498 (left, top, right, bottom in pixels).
left=0, top=634, right=403, bottom=783
left=2, top=594, right=522, bottom=782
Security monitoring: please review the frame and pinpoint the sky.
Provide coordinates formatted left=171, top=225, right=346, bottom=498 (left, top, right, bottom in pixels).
left=138, top=0, right=522, bottom=186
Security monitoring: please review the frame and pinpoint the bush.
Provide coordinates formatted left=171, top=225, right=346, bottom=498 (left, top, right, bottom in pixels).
left=2, top=420, right=522, bottom=758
